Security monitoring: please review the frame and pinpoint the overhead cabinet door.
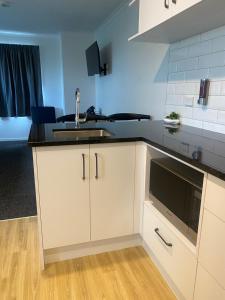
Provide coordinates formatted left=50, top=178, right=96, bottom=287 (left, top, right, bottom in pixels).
left=139, top=0, right=172, bottom=34
left=171, top=0, right=202, bottom=17
left=36, top=145, right=90, bottom=249
left=90, top=143, right=135, bottom=241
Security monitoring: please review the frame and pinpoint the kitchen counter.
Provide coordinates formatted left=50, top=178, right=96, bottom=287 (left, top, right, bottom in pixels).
left=28, top=120, right=225, bottom=181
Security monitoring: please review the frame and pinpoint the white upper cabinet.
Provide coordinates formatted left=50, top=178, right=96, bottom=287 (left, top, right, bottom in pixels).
left=90, top=143, right=135, bottom=241
left=36, top=145, right=90, bottom=249
left=170, top=0, right=202, bottom=16
left=139, top=0, right=172, bottom=34
left=139, top=0, right=202, bottom=34
left=129, top=0, right=225, bottom=43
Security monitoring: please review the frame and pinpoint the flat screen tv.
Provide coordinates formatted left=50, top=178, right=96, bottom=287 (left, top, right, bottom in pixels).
left=85, top=41, right=106, bottom=76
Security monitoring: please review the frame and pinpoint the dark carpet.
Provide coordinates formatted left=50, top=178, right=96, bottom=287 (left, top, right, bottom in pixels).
left=0, top=141, right=37, bottom=220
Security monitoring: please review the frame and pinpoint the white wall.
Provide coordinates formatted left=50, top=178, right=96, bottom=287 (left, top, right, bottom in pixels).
left=166, top=25, right=225, bottom=134
left=60, top=32, right=96, bottom=114
left=0, top=32, right=64, bottom=140
left=95, top=3, right=169, bottom=120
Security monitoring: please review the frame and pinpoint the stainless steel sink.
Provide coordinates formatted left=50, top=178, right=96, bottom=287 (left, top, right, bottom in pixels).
left=53, top=129, right=112, bottom=139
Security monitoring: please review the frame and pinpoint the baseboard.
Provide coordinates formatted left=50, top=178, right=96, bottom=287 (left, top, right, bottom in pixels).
left=44, top=234, right=142, bottom=265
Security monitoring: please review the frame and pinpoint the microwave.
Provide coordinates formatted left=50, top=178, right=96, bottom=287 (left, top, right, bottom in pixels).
left=150, top=157, right=204, bottom=245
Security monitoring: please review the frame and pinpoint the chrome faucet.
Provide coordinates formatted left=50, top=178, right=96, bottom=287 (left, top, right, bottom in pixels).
left=75, top=88, right=87, bottom=128
left=75, top=88, right=80, bottom=127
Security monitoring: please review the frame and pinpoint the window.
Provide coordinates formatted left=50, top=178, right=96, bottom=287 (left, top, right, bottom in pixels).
left=0, top=44, right=43, bottom=117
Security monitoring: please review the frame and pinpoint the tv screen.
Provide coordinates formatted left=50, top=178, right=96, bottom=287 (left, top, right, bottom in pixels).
left=85, top=41, right=101, bottom=76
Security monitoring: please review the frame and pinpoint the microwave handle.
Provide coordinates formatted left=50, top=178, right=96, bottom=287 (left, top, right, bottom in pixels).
left=155, top=228, right=173, bottom=247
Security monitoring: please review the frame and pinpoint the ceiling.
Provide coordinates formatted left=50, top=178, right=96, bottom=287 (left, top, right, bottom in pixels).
left=0, top=0, right=125, bottom=34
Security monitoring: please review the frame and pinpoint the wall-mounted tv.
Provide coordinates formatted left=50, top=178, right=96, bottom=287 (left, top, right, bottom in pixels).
left=85, top=41, right=107, bottom=76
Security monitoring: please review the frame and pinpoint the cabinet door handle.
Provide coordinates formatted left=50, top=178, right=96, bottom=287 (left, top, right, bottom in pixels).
left=82, top=153, right=85, bottom=180
left=154, top=228, right=173, bottom=247
left=95, top=153, right=99, bottom=179
left=164, top=0, right=169, bottom=9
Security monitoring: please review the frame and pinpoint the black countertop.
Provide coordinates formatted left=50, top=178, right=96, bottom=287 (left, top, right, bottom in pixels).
left=28, top=120, right=225, bottom=181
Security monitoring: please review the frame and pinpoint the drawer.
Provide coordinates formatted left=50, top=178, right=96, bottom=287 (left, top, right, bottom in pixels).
left=199, top=209, right=225, bottom=289
left=194, top=264, right=225, bottom=300
left=205, top=175, right=225, bottom=222
left=143, top=203, right=197, bottom=300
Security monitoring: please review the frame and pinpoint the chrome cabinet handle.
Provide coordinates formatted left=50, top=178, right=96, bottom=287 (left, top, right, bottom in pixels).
left=95, top=153, right=99, bottom=179
left=154, top=228, right=173, bottom=247
left=164, top=0, right=169, bottom=9
left=82, top=154, right=85, bottom=180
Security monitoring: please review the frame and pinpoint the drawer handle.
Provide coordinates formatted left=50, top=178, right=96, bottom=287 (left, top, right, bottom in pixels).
left=154, top=228, right=173, bottom=247
left=164, top=0, right=169, bottom=9
left=82, top=153, right=86, bottom=180
left=95, top=153, right=99, bottom=179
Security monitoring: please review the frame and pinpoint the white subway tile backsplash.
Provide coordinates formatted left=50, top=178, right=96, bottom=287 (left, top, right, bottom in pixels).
left=182, top=118, right=203, bottom=128
left=209, top=81, right=221, bottom=95
left=175, top=83, right=185, bottom=95
left=209, top=66, right=225, bottom=80
left=185, top=69, right=209, bottom=82
left=212, top=36, right=225, bottom=52
left=170, top=47, right=188, bottom=62
left=167, top=25, right=225, bottom=134
left=179, top=35, right=201, bottom=49
left=208, top=96, right=225, bottom=110
left=188, top=40, right=212, bottom=58
left=201, top=25, right=225, bottom=41
left=166, top=95, right=183, bottom=106
left=167, top=84, right=176, bottom=95
left=193, top=108, right=218, bottom=122
left=177, top=57, right=198, bottom=72
left=166, top=105, right=177, bottom=115
left=220, top=81, right=225, bottom=95
left=168, top=72, right=185, bottom=83
left=168, top=62, right=177, bottom=73
left=198, top=52, right=225, bottom=68
left=217, top=111, right=225, bottom=124
left=180, top=106, right=193, bottom=118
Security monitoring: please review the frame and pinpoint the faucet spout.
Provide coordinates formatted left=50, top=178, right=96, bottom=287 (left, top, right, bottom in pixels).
left=75, top=88, right=80, bottom=127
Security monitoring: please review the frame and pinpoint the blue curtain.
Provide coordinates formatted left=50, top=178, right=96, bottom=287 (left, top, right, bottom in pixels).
left=0, top=44, right=43, bottom=117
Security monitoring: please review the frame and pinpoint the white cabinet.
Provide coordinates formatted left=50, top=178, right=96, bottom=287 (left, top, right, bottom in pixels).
left=143, top=202, right=197, bottom=300
left=90, top=143, right=135, bottom=241
left=34, top=143, right=136, bottom=250
left=139, top=0, right=172, bottom=34
left=129, top=0, right=225, bottom=43
left=204, top=175, right=225, bottom=222
left=36, top=146, right=90, bottom=249
left=194, top=264, right=225, bottom=300
left=138, top=0, right=201, bottom=35
left=198, top=209, right=225, bottom=290
left=170, top=0, right=202, bottom=16
left=195, top=174, right=225, bottom=298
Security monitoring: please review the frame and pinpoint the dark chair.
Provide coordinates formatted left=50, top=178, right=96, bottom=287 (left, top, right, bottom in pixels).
left=108, top=113, right=151, bottom=122
left=31, top=106, right=56, bottom=124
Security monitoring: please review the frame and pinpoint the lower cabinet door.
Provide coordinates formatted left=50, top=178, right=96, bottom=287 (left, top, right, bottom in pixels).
left=194, top=264, right=225, bottom=300
left=90, top=143, right=135, bottom=241
left=198, top=209, right=225, bottom=290
left=36, top=146, right=90, bottom=249
left=143, top=203, right=197, bottom=300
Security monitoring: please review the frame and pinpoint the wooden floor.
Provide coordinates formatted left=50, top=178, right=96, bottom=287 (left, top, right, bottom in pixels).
left=0, top=217, right=176, bottom=300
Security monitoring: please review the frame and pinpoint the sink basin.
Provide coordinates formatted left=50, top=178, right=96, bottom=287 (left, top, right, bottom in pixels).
left=53, top=128, right=112, bottom=139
